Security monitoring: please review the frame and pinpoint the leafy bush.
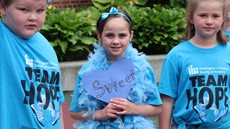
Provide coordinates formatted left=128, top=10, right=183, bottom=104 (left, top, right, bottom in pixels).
left=123, top=5, right=186, bottom=54
left=91, top=0, right=148, bottom=11
left=41, top=6, right=97, bottom=61
left=169, top=0, right=186, bottom=7
left=41, top=4, right=186, bottom=61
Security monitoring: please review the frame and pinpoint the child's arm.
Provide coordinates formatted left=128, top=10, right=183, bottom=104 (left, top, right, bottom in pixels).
left=70, top=103, right=120, bottom=121
left=158, top=94, right=174, bottom=129
left=70, top=110, right=91, bottom=121
left=110, top=98, right=161, bottom=117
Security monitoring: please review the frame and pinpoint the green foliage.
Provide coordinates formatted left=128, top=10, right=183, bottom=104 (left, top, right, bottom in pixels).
left=41, top=6, right=97, bottom=61
left=169, top=0, right=186, bottom=7
left=123, top=5, right=186, bottom=54
left=91, top=0, right=148, bottom=11
left=41, top=3, right=186, bottom=61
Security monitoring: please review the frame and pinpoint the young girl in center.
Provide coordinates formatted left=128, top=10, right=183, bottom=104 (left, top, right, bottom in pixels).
left=158, top=0, right=230, bottom=129
left=69, top=7, right=162, bottom=129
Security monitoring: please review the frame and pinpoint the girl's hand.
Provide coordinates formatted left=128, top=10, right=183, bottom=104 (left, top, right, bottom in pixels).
left=95, top=102, right=120, bottom=120
left=110, top=98, right=136, bottom=115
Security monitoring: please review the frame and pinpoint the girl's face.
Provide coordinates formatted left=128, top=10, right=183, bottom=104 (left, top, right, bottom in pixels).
left=98, top=17, right=133, bottom=62
left=1, top=0, right=47, bottom=39
left=190, top=1, right=224, bottom=39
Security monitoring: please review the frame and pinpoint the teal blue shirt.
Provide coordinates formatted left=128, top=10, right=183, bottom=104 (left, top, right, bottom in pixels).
left=158, top=40, right=230, bottom=129
left=70, top=43, right=162, bottom=129
left=0, top=20, right=64, bottom=129
left=224, top=30, right=230, bottom=38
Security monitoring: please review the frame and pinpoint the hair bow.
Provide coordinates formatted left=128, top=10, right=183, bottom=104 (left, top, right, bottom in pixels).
left=99, top=7, right=132, bottom=24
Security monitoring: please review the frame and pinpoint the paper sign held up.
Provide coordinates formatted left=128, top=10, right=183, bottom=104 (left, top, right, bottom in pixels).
left=82, top=58, right=135, bottom=103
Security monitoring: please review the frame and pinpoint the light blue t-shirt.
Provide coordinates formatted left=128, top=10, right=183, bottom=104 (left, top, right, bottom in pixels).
left=158, top=40, right=230, bottom=129
left=0, top=20, right=65, bottom=129
left=224, top=30, right=230, bottom=38
left=70, top=44, right=162, bottom=129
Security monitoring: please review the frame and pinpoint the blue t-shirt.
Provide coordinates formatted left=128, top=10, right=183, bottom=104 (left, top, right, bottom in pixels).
left=158, top=40, right=230, bottom=129
left=224, top=30, right=230, bottom=38
left=70, top=44, right=162, bottom=129
left=0, top=20, right=65, bottom=129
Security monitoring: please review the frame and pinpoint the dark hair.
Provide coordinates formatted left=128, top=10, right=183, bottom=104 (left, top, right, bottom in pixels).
left=96, top=7, right=133, bottom=35
left=183, top=0, right=228, bottom=44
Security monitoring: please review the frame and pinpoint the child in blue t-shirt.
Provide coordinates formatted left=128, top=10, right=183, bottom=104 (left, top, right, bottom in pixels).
left=0, top=0, right=64, bottom=129
left=69, top=7, right=162, bottom=129
left=158, top=0, right=230, bottom=129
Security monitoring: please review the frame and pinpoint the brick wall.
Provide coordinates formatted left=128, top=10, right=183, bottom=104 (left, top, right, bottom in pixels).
left=49, top=0, right=92, bottom=10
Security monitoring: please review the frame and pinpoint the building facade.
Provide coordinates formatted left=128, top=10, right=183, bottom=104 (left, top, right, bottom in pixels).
left=49, top=0, right=92, bottom=10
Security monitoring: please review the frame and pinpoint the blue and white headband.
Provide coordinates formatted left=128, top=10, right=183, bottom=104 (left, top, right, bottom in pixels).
left=99, top=7, right=132, bottom=24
